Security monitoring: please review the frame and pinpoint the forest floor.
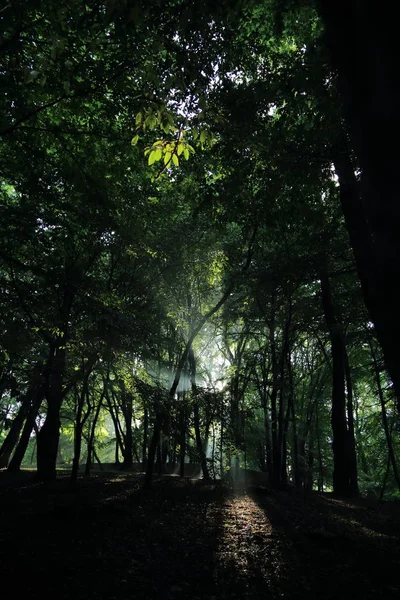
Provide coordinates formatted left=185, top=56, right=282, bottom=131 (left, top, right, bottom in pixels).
left=0, top=471, right=399, bottom=599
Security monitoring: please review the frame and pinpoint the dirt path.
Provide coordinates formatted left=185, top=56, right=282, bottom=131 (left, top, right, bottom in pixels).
left=214, top=493, right=287, bottom=599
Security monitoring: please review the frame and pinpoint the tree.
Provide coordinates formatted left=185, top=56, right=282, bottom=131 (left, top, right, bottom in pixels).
left=0, top=0, right=397, bottom=498
left=318, top=1, right=400, bottom=405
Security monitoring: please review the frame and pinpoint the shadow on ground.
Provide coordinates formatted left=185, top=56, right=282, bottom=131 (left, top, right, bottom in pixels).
left=0, top=472, right=224, bottom=600
left=249, top=486, right=400, bottom=599
left=1, top=472, right=399, bottom=599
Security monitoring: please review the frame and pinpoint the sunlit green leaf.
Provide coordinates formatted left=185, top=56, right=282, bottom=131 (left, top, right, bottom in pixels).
left=148, top=150, right=157, bottom=165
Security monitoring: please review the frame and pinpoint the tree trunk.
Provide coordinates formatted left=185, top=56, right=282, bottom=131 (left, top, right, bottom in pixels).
left=179, top=392, right=186, bottom=478
left=36, top=345, right=66, bottom=482
left=189, top=349, right=210, bottom=480
left=220, top=412, right=224, bottom=479
left=7, top=384, right=45, bottom=472
left=269, top=299, right=281, bottom=487
left=115, top=436, right=120, bottom=464
left=263, top=404, right=273, bottom=481
left=0, top=361, right=45, bottom=468
left=121, top=393, right=133, bottom=469
left=320, top=266, right=357, bottom=496
left=106, top=390, right=124, bottom=465
left=289, top=379, right=300, bottom=488
left=316, top=402, right=324, bottom=492
left=279, top=304, right=292, bottom=488
left=85, top=391, right=103, bottom=476
left=369, top=340, right=400, bottom=491
left=211, top=422, right=217, bottom=480
left=256, top=363, right=273, bottom=480
left=142, top=405, right=148, bottom=469
left=305, top=429, right=315, bottom=493
left=321, top=2, right=400, bottom=407
left=70, top=374, right=92, bottom=487
left=344, top=350, right=359, bottom=495
left=144, top=414, right=162, bottom=488
left=0, top=392, right=32, bottom=468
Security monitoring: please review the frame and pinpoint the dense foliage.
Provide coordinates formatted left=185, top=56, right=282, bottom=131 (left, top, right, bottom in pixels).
left=1, top=0, right=399, bottom=497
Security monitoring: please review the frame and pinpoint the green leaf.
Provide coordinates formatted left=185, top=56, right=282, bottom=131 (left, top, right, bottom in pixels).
left=146, top=115, right=157, bottom=129
left=131, top=135, right=139, bottom=145
left=135, top=112, right=143, bottom=126
left=164, top=151, right=172, bottom=165
left=183, top=148, right=190, bottom=160
left=177, top=143, right=184, bottom=156
left=172, top=154, right=179, bottom=167
left=148, top=150, right=157, bottom=165
left=200, top=130, right=207, bottom=144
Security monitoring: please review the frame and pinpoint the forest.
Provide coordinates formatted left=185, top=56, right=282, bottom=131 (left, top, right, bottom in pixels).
left=1, top=1, right=399, bottom=598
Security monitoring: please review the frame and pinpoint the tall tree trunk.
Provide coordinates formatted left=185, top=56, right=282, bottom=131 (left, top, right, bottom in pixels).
left=321, top=2, right=400, bottom=407
left=0, top=360, right=45, bottom=468
left=220, top=411, right=224, bottom=479
left=270, top=384, right=280, bottom=486
left=278, top=303, right=292, bottom=488
left=344, top=350, right=359, bottom=495
left=121, top=393, right=133, bottom=469
left=263, top=403, right=273, bottom=481
left=106, top=390, right=124, bottom=464
left=306, top=427, right=315, bottom=493
left=115, top=437, right=120, bottom=464
left=316, top=402, right=324, bottom=492
left=36, top=345, right=66, bottom=482
left=193, top=403, right=210, bottom=480
left=289, top=376, right=300, bottom=488
left=269, top=296, right=281, bottom=487
left=256, top=363, right=273, bottom=480
left=144, top=413, right=163, bottom=488
left=8, top=384, right=45, bottom=472
left=0, top=390, right=33, bottom=468
left=230, top=372, right=241, bottom=480
left=320, top=266, right=357, bottom=496
left=142, top=405, right=148, bottom=469
left=85, top=391, right=103, bottom=476
left=369, top=340, right=400, bottom=491
left=157, top=434, right=164, bottom=475
left=179, top=395, right=186, bottom=478
left=70, top=374, right=92, bottom=488
left=189, top=349, right=210, bottom=480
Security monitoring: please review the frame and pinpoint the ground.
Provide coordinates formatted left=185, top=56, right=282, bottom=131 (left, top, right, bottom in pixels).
left=0, top=471, right=399, bottom=599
